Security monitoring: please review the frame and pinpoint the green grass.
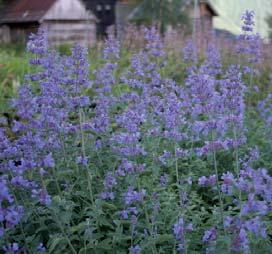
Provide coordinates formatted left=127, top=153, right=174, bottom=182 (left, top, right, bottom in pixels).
left=0, top=48, right=30, bottom=115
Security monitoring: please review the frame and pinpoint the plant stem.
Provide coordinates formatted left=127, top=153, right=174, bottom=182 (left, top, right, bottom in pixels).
left=79, top=109, right=94, bottom=204
left=248, top=68, right=254, bottom=106
left=53, top=210, right=77, bottom=254
left=232, top=124, right=242, bottom=207
left=174, top=145, right=179, bottom=184
left=52, top=165, right=62, bottom=195
left=10, top=188, right=31, bottom=253
left=211, top=131, right=225, bottom=233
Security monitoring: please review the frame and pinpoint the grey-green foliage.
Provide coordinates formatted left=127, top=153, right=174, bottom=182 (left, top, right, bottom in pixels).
left=266, top=14, right=272, bottom=40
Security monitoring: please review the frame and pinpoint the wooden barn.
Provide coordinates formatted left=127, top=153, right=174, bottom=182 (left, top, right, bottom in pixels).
left=0, top=0, right=97, bottom=46
left=82, top=0, right=117, bottom=38
left=0, top=0, right=218, bottom=44
left=190, top=0, right=218, bottom=34
left=82, top=0, right=140, bottom=38
left=121, top=0, right=217, bottom=38
left=191, top=0, right=218, bottom=47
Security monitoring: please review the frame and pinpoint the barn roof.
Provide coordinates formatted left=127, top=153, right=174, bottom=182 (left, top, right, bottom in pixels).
left=199, top=0, right=218, bottom=16
left=211, top=0, right=272, bottom=39
left=0, top=0, right=97, bottom=24
left=0, top=0, right=56, bottom=23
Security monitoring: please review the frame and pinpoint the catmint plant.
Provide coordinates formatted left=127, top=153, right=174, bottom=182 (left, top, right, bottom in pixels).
left=0, top=9, right=271, bottom=254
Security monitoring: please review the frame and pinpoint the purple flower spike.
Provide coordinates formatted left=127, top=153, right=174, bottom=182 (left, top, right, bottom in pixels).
left=130, top=245, right=141, bottom=254
left=43, top=153, right=55, bottom=168
left=173, top=218, right=185, bottom=241
left=124, top=187, right=146, bottom=205
left=241, top=11, right=255, bottom=32
left=3, top=243, right=20, bottom=254
left=203, top=228, right=217, bottom=243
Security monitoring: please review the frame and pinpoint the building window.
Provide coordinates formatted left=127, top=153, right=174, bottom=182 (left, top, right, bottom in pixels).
left=105, top=4, right=111, bottom=11
left=22, top=11, right=29, bottom=18
left=96, top=5, right=102, bottom=11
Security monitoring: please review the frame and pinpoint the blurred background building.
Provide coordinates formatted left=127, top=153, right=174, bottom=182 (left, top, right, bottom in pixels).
left=82, top=0, right=116, bottom=39
left=0, top=0, right=271, bottom=45
left=0, top=0, right=97, bottom=45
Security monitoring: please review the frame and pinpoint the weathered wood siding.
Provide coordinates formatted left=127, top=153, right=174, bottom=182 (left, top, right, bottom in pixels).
left=0, top=25, right=10, bottom=43
left=43, top=0, right=96, bottom=21
left=188, top=2, right=214, bottom=49
left=42, top=0, right=97, bottom=46
left=0, top=23, right=39, bottom=43
left=41, top=21, right=96, bottom=46
left=0, top=0, right=97, bottom=45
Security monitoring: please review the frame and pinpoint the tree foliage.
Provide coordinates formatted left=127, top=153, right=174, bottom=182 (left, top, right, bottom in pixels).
left=129, top=0, right=190, bottom=34
left=266, top=14, right=272, bottom=40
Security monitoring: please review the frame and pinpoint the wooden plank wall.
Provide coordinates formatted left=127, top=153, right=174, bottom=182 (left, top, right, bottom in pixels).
left=43, top=0, right=96, bottom=21
left=42, top=21, right=96, bottom=46
left=42, top=0, right=97, bottom=46
left=0, top=25, right=10, bottom=43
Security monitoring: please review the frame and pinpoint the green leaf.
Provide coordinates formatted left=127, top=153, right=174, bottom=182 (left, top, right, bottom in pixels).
left=101, top=202, right=117, bottom=211
left=49, top=237, right=66, bottom=253
left=69, top=222, right=87, bottom=233
left=97, top=238, right=113, bottom=250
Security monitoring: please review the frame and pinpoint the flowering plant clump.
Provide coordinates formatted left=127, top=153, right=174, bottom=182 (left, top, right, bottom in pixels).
left=0, top=11, right=271, bottom=254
